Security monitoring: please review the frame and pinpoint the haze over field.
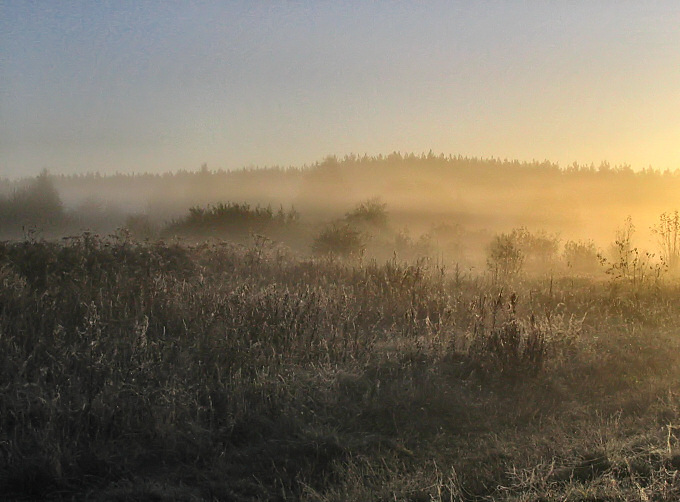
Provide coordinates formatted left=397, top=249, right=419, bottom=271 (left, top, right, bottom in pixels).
left=2, top=1, right=680, bottom=179
left=8, top=4, right=680, bottom=500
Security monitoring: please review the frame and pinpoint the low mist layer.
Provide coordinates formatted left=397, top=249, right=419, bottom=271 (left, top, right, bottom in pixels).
left=1, top=154, right=679, bottom=276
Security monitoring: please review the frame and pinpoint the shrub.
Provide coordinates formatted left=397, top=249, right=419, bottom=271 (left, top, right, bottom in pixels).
left=394, top=228, right=433, bottom=259
left=511, top=227, right=560, bottom=271
left=487, top=233, right=524, bottom=282
left=652, top=210, right=680, bottom=271
left=312, top=222, right=365, bottom=257
left=344, top=198, right=388, bottom=230
left=600, top=216, right=662, bottom=288
left=161, top=202, right=298, bottom=240
left=563, top=239, right=600, bottom=275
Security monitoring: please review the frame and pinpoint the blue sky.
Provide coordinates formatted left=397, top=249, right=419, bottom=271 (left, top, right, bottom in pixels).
left=1, top=1, right=679, bottom=178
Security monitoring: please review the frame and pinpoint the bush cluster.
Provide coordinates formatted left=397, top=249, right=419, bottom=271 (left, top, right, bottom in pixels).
left=161, top=202, right=299, bottom=240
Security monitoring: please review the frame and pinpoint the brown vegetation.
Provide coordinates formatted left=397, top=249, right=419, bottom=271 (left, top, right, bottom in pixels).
left=2, top=232, right=680, bottom=499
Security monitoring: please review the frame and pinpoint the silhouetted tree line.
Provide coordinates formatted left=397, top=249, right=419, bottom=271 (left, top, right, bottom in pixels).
left=2, top=153, right=679, bottom=242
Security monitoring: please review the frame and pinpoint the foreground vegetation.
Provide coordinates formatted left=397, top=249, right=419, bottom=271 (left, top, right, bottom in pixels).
left=3, top=234, right=680, bottom=500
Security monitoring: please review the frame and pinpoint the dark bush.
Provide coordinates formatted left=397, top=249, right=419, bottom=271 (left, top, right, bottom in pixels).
left=312, top=222, right=365, bottom=257
left=161, top=202, right=299, bottom=240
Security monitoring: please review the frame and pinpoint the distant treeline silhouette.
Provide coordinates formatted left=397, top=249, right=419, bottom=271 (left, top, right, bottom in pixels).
left=1, top=153, right=679, bottom=244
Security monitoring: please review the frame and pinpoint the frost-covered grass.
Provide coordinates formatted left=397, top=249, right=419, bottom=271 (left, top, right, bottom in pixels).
left=2, top=235, right=680, bottom=500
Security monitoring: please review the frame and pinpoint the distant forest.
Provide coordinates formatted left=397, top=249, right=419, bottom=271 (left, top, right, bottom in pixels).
left=1, top=153, right=678, bottom=265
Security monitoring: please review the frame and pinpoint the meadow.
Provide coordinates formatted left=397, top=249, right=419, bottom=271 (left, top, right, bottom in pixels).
left=3, top=230, right=680, bottom=500
left=3, top=161, right=680, bottom=500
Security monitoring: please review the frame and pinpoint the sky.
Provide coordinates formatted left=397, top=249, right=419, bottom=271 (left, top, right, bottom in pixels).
left=1, top=1, right=679, bottom=179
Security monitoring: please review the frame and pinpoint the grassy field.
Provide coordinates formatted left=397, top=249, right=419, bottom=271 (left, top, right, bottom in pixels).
left=2, top=234, right=680, bottom=500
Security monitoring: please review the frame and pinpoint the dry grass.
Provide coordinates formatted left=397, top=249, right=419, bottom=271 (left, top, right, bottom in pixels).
left=2, top=235, right=680, bottom=500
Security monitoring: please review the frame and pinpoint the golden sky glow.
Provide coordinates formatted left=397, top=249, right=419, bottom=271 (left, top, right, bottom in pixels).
left=1, top=1, right=679, bottom=178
